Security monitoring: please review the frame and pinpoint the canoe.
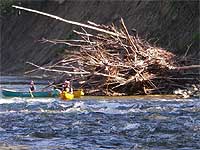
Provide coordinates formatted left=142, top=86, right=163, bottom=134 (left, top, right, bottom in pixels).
left=2, top=89, right=60, bottom=98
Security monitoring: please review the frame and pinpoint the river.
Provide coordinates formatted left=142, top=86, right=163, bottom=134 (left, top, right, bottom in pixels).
left=0, top=76, right=199, bottom=150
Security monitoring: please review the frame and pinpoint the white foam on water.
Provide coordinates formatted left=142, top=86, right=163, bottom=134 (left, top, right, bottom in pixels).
left=0, top=127, right=6, bottom=132
left=0, top=97, right=56, bottom=104
left=73, top=101, right=85, bottom=108
left=25, top=98, right=55, bottom=103
left=0, top=97, right=24, bottom=104
left=61, top=100, right=132, bottom=114
left=123, top=123, right=140, bottom=130
left=94, top=107, right=128, bottom=114
left=62, top=101, right=88, bottom=113
left=129, top=107, right=146, bottom=113
left=72, top=120, right=82, bottom=126
left=96, top=100, right=131, bottom=109
left=85, top=100, right=135, bottom=114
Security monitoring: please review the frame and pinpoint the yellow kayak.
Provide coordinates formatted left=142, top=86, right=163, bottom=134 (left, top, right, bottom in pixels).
left=59, top=89, right=84, bottom=100
left=73, top=89, right=84, bottom=98
left=60, top=91, right=74, bottom=100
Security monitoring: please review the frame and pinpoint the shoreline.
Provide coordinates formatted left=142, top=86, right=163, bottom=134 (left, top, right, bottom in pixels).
left=1, top=74, right=199, bottom=99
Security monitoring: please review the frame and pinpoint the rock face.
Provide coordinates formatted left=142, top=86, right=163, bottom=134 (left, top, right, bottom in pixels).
left=1, top=1, right=199, bottom=74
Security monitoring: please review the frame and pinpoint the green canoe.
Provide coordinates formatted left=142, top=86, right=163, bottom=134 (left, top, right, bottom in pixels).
left=2, top=89, right=60, bottom=98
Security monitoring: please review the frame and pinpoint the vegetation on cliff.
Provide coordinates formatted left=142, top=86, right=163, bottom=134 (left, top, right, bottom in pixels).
left=0, top=0, right=16, bottom=15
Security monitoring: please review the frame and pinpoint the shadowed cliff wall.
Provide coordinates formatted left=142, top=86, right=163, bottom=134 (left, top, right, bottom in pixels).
left=1, top=0, right=199, bottom=74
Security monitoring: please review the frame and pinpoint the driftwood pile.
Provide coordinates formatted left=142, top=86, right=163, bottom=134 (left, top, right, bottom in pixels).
left=13, top=5, right=199, bottom=96
left=39, top=19, right=199, bottom=96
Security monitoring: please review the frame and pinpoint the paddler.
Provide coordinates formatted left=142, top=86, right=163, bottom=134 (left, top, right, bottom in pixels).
left=29, top=80, right=36, bottom=98
left=62, top=80, right=73, bottom=94
left=29, top=80, right=36, bottom=92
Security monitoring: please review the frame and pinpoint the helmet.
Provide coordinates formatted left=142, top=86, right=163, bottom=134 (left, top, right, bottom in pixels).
left=30, top=80, right=34, bottom=85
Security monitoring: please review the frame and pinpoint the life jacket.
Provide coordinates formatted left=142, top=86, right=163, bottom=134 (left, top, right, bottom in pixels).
left=30, top=85, right=35, bottom=91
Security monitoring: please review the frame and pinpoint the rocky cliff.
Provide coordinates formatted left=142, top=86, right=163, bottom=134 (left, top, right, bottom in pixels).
left=1, top=0, right=199, bottom=74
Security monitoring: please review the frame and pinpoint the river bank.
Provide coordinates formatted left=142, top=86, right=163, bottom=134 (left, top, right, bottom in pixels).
left=1, top=75, right=199, bottom=99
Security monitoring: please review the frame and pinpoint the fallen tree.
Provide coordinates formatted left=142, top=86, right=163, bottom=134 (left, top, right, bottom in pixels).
left=13, top=5, right=200, bottom=96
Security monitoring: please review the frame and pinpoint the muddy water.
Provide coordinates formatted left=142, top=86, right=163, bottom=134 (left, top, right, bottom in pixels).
left=0, top=76, right=199, bottom=150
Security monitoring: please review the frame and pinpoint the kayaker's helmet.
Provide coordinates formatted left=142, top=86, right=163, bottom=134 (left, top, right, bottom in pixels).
left=30, top=80, right=34, bottom=85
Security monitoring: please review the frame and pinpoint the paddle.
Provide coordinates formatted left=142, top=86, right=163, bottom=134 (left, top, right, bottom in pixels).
left=41, top=81, right=62, bottom=91
left=69, top=80, right=73, bottom=94
left=41, top=82, right=54, bottom=90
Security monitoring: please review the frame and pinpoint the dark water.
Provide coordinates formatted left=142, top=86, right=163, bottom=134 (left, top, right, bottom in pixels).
left=0, top=76, right=199, bottom=150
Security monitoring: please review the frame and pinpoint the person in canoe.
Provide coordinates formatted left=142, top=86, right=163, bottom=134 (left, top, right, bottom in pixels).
left=29, top=80, right=36, bottom=92
left=29, top=80, right=36, bottom=97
